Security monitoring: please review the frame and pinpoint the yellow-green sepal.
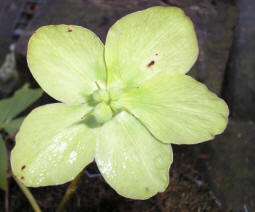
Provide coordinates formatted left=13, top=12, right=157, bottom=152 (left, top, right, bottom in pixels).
left=95, top=111, right=173, bottom=199
left=105, top=6, right=198, bottom=88
left=11, top=103, right=96, bottom=186
left=112, top=74, right=229, bottom=144
left=27, top=25, right=106, bottom=104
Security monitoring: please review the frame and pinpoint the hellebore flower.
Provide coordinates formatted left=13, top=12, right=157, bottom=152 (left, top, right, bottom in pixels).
left=11, top=6, right=229, bottom=199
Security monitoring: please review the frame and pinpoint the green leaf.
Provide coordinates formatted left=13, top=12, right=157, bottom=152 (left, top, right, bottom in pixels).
left=11, top=103, right=96, bottom=186
left=0, top=84, right=43, bottom=124
left=112, top=74, right=229, bottom=144
left=2, top=117, right=25, bottom=134
left=0, top=136, right=8, bottom=191
left=27, top=25, right=106, bottom=104
left=105, top=6, right=198, bottom=88
left=95, top=111, right=172, bottom=199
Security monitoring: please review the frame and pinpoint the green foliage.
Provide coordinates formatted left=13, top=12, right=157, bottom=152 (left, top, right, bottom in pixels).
left=0, top=85, right=42, bottom=191
left=0, top=135, right=8, bottom=191
left=0, top=84, right=43, bottom=134
left=11, top=6, right=229, bottom=199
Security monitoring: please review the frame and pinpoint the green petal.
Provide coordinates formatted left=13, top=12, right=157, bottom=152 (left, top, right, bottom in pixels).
left=11, top=103, right=96, bottom=186
left=95, top=111, right=172, bottom=199
left=27, top=25, right=106, bottom=104
left=105, top=6, right=198, bottom=88
left=112, top=74, right=229, bottom=144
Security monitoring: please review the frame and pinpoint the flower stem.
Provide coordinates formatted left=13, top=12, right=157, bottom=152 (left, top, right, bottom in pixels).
left=56, top=170, right=84, bottom=212
left=5, top=182, right=10, bottom=212
left=13, top=176, right=41, bottom=212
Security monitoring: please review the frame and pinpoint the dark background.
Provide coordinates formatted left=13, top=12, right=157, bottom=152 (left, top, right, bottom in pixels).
left=0, top=0, right=254, bottom=211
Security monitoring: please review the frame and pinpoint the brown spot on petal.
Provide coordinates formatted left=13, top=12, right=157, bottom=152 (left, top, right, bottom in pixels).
left=147, top=60, right=155, bottom=68
left=21, top=176, right=25, bottom=180
left=67, top=27, right=73, bottom=32
left=21, top=165, right=26, bottom=170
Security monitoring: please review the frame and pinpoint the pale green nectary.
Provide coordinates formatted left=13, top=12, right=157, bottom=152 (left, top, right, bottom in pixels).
left=11, top=6, right=229, bottom=200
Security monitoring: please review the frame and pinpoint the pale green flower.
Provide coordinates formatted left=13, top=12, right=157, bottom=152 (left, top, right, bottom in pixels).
left=11, top=6, right=229, bottom=200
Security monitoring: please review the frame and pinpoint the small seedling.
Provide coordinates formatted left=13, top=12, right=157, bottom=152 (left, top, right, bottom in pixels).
left=11, top=6, right=228, bottom=200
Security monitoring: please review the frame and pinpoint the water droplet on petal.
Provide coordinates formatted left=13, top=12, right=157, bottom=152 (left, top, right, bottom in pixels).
left=69, top=151, right=77, bottom=164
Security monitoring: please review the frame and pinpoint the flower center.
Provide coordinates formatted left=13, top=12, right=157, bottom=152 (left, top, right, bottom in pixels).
left=92, top=89, right=110, bottom=104
left=90, top=89, right=113, bottom=124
